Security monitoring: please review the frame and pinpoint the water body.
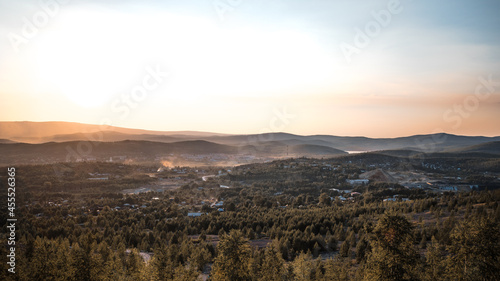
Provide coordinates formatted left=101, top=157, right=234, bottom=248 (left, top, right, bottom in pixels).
left=346, top=151, right=368, bottom=154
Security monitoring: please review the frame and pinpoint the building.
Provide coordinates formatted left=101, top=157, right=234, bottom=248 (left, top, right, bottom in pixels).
left=188, top=212, right=205, bottom=217
left=440, top=186, right=458, bottom=191
left=211, top=201, right=224, bottom=208
left=88, top=177, right=109, bottom=180
left=346, top=179, right=369, bottom=185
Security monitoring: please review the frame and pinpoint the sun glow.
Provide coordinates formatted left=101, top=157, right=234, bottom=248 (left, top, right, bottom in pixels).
left=34, top=10, right=148, bottom=108
left=33, top=7, right=336, bottom=108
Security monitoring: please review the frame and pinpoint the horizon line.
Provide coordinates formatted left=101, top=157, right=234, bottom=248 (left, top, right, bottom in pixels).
left=1, top=120, right=500, bottom=139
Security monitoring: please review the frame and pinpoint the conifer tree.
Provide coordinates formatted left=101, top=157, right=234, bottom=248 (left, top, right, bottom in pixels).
left=29, top=237, right=74, bottom=281
left=292, top=251, right=313, bottom=281
left=261, top=242, right=286, bottom=281
left=152, top=246, right=176, bottom=281
left=424, top=236, right=445, bottom=281
left=322, top=258, right=350, bottom=281
left=127, top=249, right=144, bottom=280
left=364, top=214, right=420, bottom=281
left=211, top=230, right=252, bottom=281
left=445, top=217, right=500, bottom=281
left=355, top=237, right=369, bottom=263
left=71, top=242, right=92, bottom=281
left=172, top=265, right=199, bottom=281
left=102, top=250, right=126, bottom=281
left=340, top=240, right=351, bottom=258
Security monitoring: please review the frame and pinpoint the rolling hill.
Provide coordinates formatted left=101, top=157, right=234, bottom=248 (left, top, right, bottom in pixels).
left=0, top=139, right=16, bottom=144
left=447, top=141, right=500, bottom=155
left=0, top=121, right=228, bottom=143
left=0, top=139, right=348, bottom=165
left=1, top=122, right=499, bottom=159
left=288, top=144, right=347, bottom=156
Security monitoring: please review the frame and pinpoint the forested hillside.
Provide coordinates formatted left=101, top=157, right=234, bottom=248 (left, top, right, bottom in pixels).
left=1, top=160, right=499, bottom=280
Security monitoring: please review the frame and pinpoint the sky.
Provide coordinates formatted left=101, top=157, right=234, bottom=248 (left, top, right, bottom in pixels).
left=0, top=0, right=499, bottom=137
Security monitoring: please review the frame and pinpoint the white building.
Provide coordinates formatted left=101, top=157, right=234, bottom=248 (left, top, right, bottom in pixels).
left=346, top=179, right=369, bottom=185
left=188, top=212, right=205, bottom=217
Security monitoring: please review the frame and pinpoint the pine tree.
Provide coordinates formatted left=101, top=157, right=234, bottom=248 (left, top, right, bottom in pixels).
left=340, top=240, right=350, bottom=258
left=347, top=231, right=357, bottom=248
left=364, top=213, right=420, bottom=281
left=445, top=216, right=500, bottom=280
left=249, top=248, right=264, bottom=281
left=355, top=237, right=369, bottom=263
left=313, top=259, right=324, bottom=280
left=327, top=234, right=337, bottom=251
left=29, top=237, right=74, bottom=281
left=261, top=242, right=286, bottom=281
left=102, top=250, right=126, bottom=281
left=424, top=236, right=444, bottom=281
left=127, top=249, right=144, bottom=280
left=322, top=258, right=350, bottom=281
left=139, top=260, right=155, bottom=281
left=211, top=230, right=252, bottom=281
left=319, top=193, right=331, bottom=207
left=420, top=235, right=427, bottom=250
left=71, top=242, right=92, bottom=281
left=189, top=242, right=212, bottom=272
left=29, top=237, right=52, bottom=280
left=313, top=242, right=321, bottom=258
left=151, top=246, right=176, bottom=281
left=172, top=265, right=199, bottom=281
left=70, top=234, right=108, bottom=281
left=292, top=251, right=313, bottom=281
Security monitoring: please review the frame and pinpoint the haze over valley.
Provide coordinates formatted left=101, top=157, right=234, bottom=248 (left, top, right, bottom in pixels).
left=1, top=121, right=500, bottom=166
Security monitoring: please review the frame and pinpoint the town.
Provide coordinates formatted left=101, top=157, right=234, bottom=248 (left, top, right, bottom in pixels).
left=3, top=150, right=499, bottom=280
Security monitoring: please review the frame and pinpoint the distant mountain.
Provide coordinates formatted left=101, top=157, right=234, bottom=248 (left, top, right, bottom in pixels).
left=38, top=131, right=185, bottom=143
left=299, top=133, right=500, bottom=152
left=202, top=133, right=500, bottom=152
left=0, top=140, right=237, bottom=165
left=448, top=141, right=500, bottom=155
left=1, top=121, right=499, bottom=154
left=0, top=139, right=16, bottom=144
left=0, top=121, right=228, bottom=143
left=288, top=144, right=347, bottom=156
left=238, top=141, right=347, bottom=157
left=0, top=139, right=347, bottom=165
left=373, top=149, right=422, bottom=158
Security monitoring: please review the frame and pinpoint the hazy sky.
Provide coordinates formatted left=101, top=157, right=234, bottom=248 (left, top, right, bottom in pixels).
left=1, top=0, right=499, bottom=137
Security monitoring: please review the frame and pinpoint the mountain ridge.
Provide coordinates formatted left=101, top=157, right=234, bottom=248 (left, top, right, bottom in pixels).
left=0, top=139, right=347, bottom=165
left=1, top=121, right=499, bottom=153
left=0, top=121, right=230, bottom=141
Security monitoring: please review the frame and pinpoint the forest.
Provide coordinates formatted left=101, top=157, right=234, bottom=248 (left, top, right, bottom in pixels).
left=1, top=157, right=499, bottom=280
